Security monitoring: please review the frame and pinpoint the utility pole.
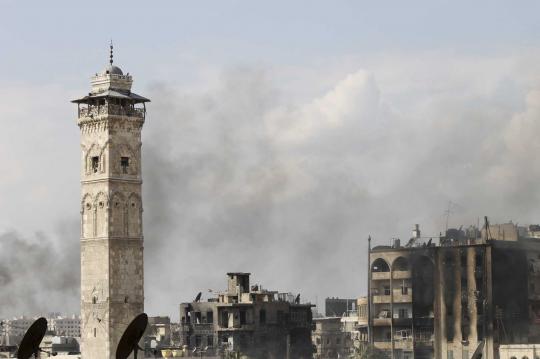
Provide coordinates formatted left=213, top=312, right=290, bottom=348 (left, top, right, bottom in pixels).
left=367, top=235, right=372, bottom=345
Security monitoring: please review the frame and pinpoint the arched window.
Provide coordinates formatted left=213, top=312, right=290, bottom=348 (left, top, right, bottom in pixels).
left=393, top=257, right=409, bottom=271
left=371, top=258, right=390, bottom=272
left=82, top=194, right=94, bottom=238
left=127, top=194, right=141, bottom=237
left=110, top=192, right=126, bottom=237
left=115, top=143, right=137, bottom=176
left=95, top=193, right=108, bottom=237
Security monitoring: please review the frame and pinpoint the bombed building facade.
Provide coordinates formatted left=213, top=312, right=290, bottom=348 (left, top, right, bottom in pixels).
left=368, top=223, right=540, bottom=359
left=179, top=272, right=314, bottom=358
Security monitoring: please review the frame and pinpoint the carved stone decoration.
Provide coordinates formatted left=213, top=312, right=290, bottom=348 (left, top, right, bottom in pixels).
left=110, top=191, right=126, bottom=237
left=113, top=143, right=138, bottom=176
left=77, top=54, right=148, bottom=359
left=81, top=193, right=94, bottom=238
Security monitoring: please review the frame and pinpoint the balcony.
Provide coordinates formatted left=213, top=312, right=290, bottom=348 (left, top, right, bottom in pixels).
left=415, top=339, right=434, bottom=348
left=373, top=341, right=392, bottom=350
left=393, top=317, right=412, bottom=326
left=392, top=270, right=411, bottom=279
left=394, top=340, right=413, bottom=350
left=372, top=272, right=390, bottom=280
left=373, top=295, right=391, bottom=304
left=79, top=105, right=145, bottom=119
left=192, top=323, right=214, bottom=333
left=392, top=291, right=413, bottom=303
left=217, top=324, right=255, bottom=331
left=373, top=318, right=391, bottom=326
left=413, top=317, right=434, bottom=326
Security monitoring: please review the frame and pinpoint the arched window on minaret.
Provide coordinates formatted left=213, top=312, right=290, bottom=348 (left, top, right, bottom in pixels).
left=114, top=143, right=136, bottom=176
left=95, top=192, right=109, bottom=237
left=110, top=192, right=126, bottom=237
left=127, top=193, right=141, bottom=237
left=86, top=144, right=102, bottom=175
left=81, top=194, right=94, bottom=238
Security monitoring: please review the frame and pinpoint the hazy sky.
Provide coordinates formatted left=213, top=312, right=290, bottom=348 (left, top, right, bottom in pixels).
left=2, top=1, right=540, bottom=319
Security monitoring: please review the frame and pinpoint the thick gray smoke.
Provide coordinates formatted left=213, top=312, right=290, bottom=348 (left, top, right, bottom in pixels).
left=141, top=60, right=540, bottom=318
left=2, top=53, right=540, bottom=319
left=0, top=221, right=79, bottom=318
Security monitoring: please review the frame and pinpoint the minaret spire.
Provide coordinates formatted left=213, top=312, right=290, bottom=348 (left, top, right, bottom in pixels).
left=109, top=40, right=114, bottom=65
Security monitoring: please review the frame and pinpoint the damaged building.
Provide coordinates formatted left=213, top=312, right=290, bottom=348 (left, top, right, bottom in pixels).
left=179, top=272, right=314, bottom=358
left=368, top=222, right=540, bottom=359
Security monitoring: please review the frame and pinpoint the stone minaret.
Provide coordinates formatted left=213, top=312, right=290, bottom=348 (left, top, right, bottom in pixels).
left=73, top=45, right=149, bottom=359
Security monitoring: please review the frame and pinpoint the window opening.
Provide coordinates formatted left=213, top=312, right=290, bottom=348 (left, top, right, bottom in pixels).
left=91, top=156, right=99, bottom=173
left=121, top=157, right=130, bottom=174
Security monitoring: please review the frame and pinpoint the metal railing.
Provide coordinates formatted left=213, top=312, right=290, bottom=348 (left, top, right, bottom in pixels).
left=79, top=105, right=145, bottom=118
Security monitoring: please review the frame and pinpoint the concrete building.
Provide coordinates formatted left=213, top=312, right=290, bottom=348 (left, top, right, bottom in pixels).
left=179, top=273, right=314, bottom=358
left=326, top=297, right=357, bottom=317
left=312, top=297, right=369, bottom=358
left=41, top=335, right=80, bottom=356
left=1, top=317, right=35, bottom=339
left=341, top=297, right=369, bottom=356
left=49, top=315, right=81, bottom=337
left=498, top=344, right=540, bottom=359
left=368, top=223, right=540, bottom=359
left=144, top=316, right=172, bottom=352
left=73, top=45, right=149, bottom=359
left=312, top=317, right=347, bottom=358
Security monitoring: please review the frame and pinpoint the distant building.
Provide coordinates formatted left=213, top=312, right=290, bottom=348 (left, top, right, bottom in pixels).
left=41, top=335, right=80, bottom=355
left=2, top=317, right=35, bottom=338
left=312, top=317, right=347, bottom=358
left=312, top=297, right=369, bottom=359
left=144, top=316, right=171, bottom=352
left=368, top=223, right=540, bottom=359
left=2, top=315, right=81, bottom=348
left=325, top=297, right=356, bottom=317
left=49, top=315, right=81, bottom=337
left=499, top=343, right=540, bottom=359
left=341, top=297, right=369, bottom=355
left=179, top=272, right=314, bottom=358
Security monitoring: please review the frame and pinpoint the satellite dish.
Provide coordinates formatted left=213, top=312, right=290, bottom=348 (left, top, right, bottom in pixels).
left=116, top=313, right=148, bottom=359
left=17, top=317, right=48, bottom=359
left=194, top=292, right=202, bottom=302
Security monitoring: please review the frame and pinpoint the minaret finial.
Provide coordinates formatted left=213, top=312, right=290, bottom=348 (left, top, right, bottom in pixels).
left=109, top=40, right=114, bottom=65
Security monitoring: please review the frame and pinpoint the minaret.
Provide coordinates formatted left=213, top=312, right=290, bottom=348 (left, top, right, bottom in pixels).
left=73, top=45, right=149, bottom=359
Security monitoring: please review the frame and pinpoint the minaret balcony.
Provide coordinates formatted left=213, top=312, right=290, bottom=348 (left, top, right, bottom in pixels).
left=79, top=104, right=145, bottom=119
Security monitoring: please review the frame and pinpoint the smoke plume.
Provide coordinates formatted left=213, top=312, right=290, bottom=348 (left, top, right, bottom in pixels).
left=2, top=53, right=540, bottom=318
left=0, top=221, right=79, bottom=318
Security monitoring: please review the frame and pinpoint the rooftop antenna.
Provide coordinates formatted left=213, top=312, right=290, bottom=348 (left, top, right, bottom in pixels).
left=444, top=201, right=454, bottom=231
left=109, top=40, right=114, bottom=65
left=484, top=216, right=492, bottom=241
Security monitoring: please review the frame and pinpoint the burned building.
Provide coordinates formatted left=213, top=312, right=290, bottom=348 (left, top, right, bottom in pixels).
left=325, top=297, right=357, bottom=317
left=368, top=223, right=540, bottom=359
left=312, top=317, right=347, bottom=358
left=179, top=272, right=314, bottom=358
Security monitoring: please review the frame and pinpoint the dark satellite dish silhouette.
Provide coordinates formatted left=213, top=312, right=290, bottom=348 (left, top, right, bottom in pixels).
left=116, top=313, right=148, bottom=359
left=194, top=292, right=202, bottom=302
left=17, top=317, right=54, bottom=359
left=294, top=294, right=301, bottom=304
